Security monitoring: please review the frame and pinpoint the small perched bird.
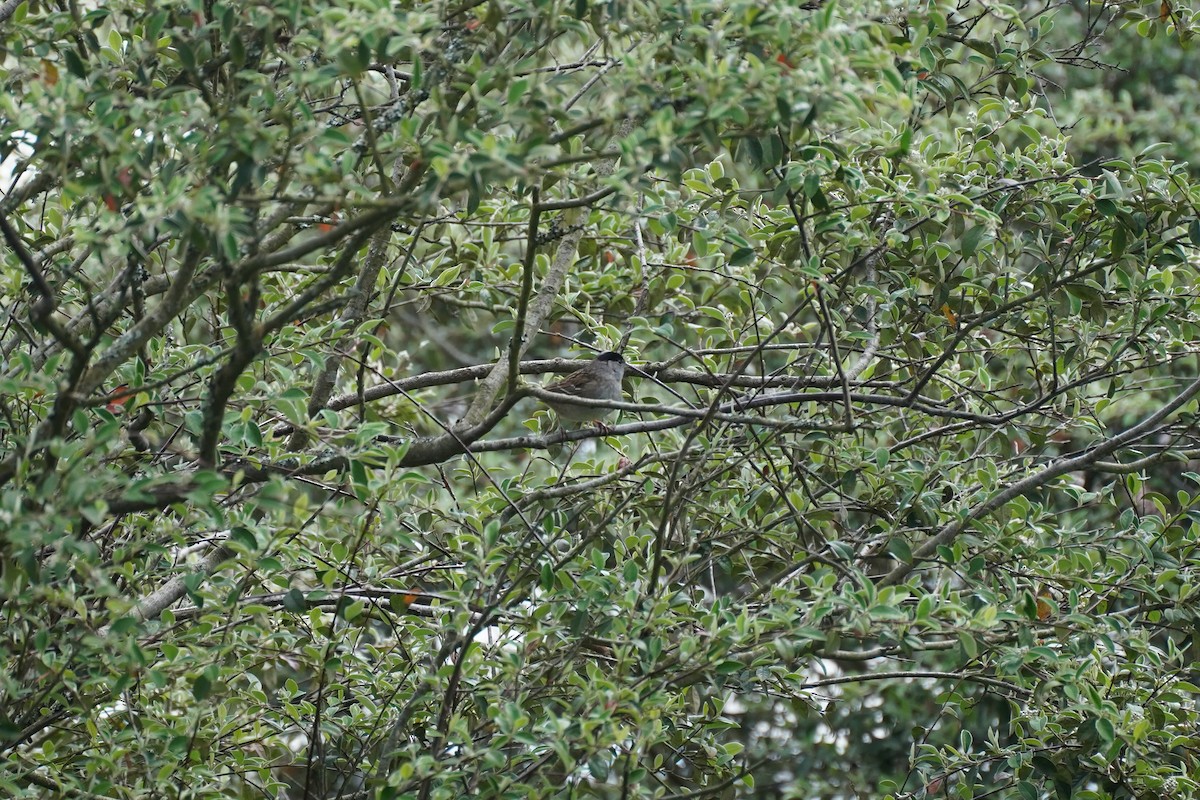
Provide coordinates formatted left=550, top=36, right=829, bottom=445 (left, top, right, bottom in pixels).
left=541, top=351, right=626, bottom=425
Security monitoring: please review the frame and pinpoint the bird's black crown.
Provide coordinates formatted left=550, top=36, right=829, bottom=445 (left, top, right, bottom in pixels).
left=597, top=351, right=624, bottom=363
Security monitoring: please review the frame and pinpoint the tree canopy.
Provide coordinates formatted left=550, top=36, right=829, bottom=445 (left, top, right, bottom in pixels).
left=4, top=0, right=1200, bottom=798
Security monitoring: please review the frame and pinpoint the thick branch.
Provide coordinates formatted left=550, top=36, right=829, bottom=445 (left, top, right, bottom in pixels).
left=99, top=539, right=234, bottom=635
left=881, top=361, right=1200, bottom=587
left=462, top=118, right=634, bottom=425
left=290, top=227, right=394, bottom=450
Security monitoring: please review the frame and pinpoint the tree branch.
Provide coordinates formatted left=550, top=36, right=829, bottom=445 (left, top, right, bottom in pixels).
left=882, top=359, right=1200, bottom=587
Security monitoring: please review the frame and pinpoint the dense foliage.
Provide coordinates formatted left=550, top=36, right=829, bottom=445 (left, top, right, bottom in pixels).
left=4, top=0, right=1200, bottom=798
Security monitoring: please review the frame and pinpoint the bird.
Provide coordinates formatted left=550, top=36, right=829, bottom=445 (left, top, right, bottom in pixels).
left=540, top=351, right=626, bottom=426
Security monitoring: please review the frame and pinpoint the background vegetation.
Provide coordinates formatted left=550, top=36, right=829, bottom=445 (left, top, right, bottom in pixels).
left=4, top=0, right=1200, bottom=797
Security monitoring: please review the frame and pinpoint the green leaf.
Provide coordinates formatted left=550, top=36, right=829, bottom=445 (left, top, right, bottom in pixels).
left=886, top=538, right=912, bottom=563
left=960, top=225, right=989, bottom=257
left=192, top=673, right=212, bottom=700
left=507, top=78, right=530, bottom=105
left=176, top=40, right=195, bottom=71
left=282, top=588, right=307, bottom=613
left=228, top=527, right=258, bottom=552
left=349, top=459, right=369, bottom=496
left=729, top=247, right=755, bottom=267
left=433, top=264, right=462, bottom=287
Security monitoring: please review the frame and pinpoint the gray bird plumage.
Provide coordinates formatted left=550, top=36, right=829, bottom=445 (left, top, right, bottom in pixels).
left=541, top=351, right=626, bottom=423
